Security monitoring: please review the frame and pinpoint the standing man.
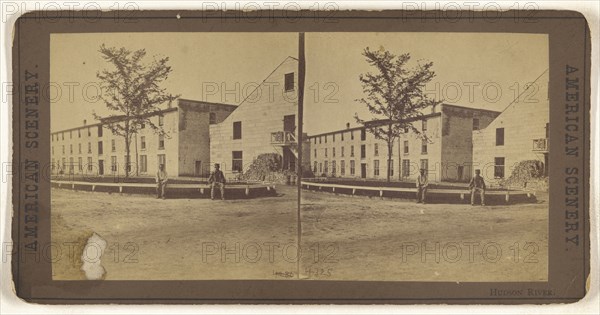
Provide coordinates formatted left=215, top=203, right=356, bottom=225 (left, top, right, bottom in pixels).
left=416, top=168, right=429, bottom=204
left=208, top=163, right=226, bottom=200
left=156, top=164, right=168, bottom=199
left=469, top=169, right=486, bottom=206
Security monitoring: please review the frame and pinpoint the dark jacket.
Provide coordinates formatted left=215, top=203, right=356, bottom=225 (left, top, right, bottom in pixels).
left=209, top=170, right=226, bottom=184
left=469, top=175, right=486, bottom=190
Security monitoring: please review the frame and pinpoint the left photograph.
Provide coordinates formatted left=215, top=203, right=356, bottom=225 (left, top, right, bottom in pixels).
left=50, top=33, right=303, bottom=280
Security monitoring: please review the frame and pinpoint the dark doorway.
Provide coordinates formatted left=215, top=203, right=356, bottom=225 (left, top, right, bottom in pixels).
left=361, top=163, right=367, bottom=179
left=98, top=160, right=104, bottom=175
left=283, top=115, right=296, bottom=133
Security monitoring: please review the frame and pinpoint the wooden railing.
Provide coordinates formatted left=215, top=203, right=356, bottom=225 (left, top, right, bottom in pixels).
left=271, top=131, right=296, bottom=145
left=301, top=181, right=536, bottom=203
left=52, top=180, right=276, bottom=196
left=532, top=138, right=548, bottom=152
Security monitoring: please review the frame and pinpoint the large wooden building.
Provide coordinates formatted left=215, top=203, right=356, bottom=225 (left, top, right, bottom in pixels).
left=51, top=99, right=236, bottom=178
left=306, top=104, right=501, bottom=182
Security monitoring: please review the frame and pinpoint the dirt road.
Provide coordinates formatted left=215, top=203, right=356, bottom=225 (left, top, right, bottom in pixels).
left=51, top=186, right=547, bottom=281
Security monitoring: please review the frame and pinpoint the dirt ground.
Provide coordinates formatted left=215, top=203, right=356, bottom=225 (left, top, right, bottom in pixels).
left=51, top=186, right=547, bottom=281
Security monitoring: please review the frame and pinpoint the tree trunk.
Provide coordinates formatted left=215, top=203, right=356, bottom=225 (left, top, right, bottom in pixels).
left=387, top=142, right=393, bottom=182
left=134, top=133, right=139, bottom=176
left=386, top=123, right=393, bottom=182
left=124, top=132, right=131, bottom=178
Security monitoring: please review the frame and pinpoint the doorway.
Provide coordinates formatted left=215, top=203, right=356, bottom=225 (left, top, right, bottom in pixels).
left=360, top=163, right=367, bottom=179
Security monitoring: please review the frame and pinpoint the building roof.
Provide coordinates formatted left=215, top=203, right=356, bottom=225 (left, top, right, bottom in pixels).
left=306, top=103, right=501, bottom=139
left=51, top=98, right=236, bottom=134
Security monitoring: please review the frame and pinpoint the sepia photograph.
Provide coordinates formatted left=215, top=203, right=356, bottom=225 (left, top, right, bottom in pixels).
left=300, top=32, right=549, bottom=281
left=7, top=6, right=593, bottom=305
left=50, top=33, right=303, bottom=280
left=49, top=31, right=550, bottom=282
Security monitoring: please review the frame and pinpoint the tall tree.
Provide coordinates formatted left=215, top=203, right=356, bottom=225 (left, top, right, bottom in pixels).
left=95, top=44, right=178, bottom=177
left=355, top=47, right=441, bottom=182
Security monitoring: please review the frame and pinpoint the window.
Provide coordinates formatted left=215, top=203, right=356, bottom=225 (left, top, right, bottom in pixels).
left=78, top=143, right=82, bottom=154
left=402, top=159, right=410, bottom=177
left=61, top=133, right=64, bottom=140
left=332, top=147, right=336, bottom=158
left=361, top=128, right=366, bottom=141
left=314, top=138, right=317, bottom=144
left=545, top=123, right=549, bottom=138
left=97, top=126, right=103, bottom=137
left=404, top=140, right=409, bottom=154
left=69, top=144, right=73, bottom=154
left=496, top=128, right=504, bottom=146
left=88, top=127, right=91, bottom=137
left=97, top=141, right=103, bottom=155
left=88, top=142, right=91, bottom=154
left=62, top=145, right=65, bottom=154
left=340, top=160, right=346, bottom=175
left=319, top=162, right=322, bottom=174
left=111, top=139, right=116, bottom=152
left=350, top=145, right=354, bottom=157
left=233, top=121, right=242, bottom=139
left=422, top=120, right=427, bottom=132
left=421, top=139, right=428, bottom=154
left=52, top=146, right=54, bottom=155
left=78, top=129, right=81, bottom=138
left=157, top=154, right=166, bottom=169
left=209, top=112, right=217, bottom=124
left=140, top=136, right=146, bottom=150
left=62, top=158, right=66, bottom=170
left=333, top=134, right=335, bottom=142
left=420, top=159, right=429, bottom=172
left=350, top=160, right=355, bottom=175
left=159, top=115, right=164, bottom=126
left=232, top=151, right=243, bottom=172
left=324, top=160, right=328, bottom=174
left=70, top=131, right=72, bottom=139
left=325, top=148, right=328, bottom=157
left=341, top=146, right=345, bottom=157
left=69, top=157, right=74, bottom=173
left=341, top=133, right=344, bottom=141
left=284, top=72, right=294, bottom=91
left=389, top=160, right=394, bottom=177
left=314, top=149, right=317, bottom=158
left=374, top=143, right=379, bottom=156
left=473, top=118, right=480, bottom=130
left=313, top=162, right=318, bottom=173
left=494, top=157, right=505, bottom=178
left=111, top=156, right=117, bottom=172
left=325, top=135, right=327, bottom=143
left=360, top=144, right=366, bottom=159
left=351, top=131, right=354, bottom=140
left=140, top=155, right=147, bottom=173
left=332, top=161, right=336, bottom=175
left=158, top=135, right=165, bottom=150
left=78, top=157, right=83, bottom=171
left=87, top=157, right=93, bottom=172
left=374, top=160, right=380, bottom=176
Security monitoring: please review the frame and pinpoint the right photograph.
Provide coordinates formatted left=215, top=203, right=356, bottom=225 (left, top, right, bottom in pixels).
left=299, top=32, right=549, bottom=282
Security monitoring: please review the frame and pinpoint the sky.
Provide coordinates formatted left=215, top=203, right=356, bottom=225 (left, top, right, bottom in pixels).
left=50, top=32, right=548, bottom=134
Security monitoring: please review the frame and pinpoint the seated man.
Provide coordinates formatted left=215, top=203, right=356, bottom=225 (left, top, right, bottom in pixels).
left=208, top=163, right=226, bottom=200
left=469, top=169, right=486, bottom=206
left=156, top=164, right=168, bottom=199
